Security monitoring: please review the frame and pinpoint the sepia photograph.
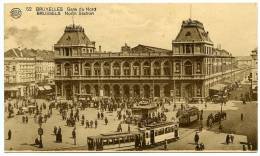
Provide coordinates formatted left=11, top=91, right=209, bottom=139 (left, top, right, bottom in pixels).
left=3, top=2, right=258, bottom=152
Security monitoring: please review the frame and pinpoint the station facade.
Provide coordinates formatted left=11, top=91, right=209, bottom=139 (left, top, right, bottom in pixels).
left=54, top=19, right=246, bottom=101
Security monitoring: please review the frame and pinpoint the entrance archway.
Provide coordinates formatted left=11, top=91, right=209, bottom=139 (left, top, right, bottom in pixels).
left=65, top=85, right=72, bottom=100
left=85, top=85, right=91, bottom=94
left=94, top=85, right=99, bottom=96
left=144, top=85, right=150, bottom=98
left=113, top=85, right=120, bottom=97
left=104, top=85, right=110, bottom=97
left=123, top=85, right=130, bottom=97
left=133, top=85, right=140, bottom=97
left=184, top=84, right=193, bottom=101
left=154, top=85, right=160, bottom=97
left=164, top=84, right=170, bottom=97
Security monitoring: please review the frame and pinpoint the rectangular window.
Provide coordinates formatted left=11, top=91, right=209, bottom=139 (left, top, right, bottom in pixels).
left=175, top=62, right=181, bottom=73
left=197, top=86, right=202, bottom=96
left=196, top=62, right=201, bottom=73
left=56, top=65, right=61, bottom=75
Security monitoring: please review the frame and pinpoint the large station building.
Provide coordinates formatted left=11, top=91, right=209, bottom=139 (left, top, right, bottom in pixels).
left=54, top=19, right=246, bottom=101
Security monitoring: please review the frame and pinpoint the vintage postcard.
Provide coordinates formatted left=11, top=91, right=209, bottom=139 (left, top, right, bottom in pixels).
left=4, top=3, right=258, bottom=152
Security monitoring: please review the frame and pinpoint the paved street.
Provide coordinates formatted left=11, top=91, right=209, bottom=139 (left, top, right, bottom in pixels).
left=4, top=95, right=253, bottom=151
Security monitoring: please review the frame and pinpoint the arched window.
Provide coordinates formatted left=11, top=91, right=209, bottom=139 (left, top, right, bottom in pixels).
left=175, top=62, right=181, bottom=73
left=196, top=62, right=201, bottom=74
left=123, top=62, right=130, bottom=76
left=84, top=63, right=91, bottom=76
left=94, top=62, right=101, bottom=76
left=113, top=62, right=120, bottom=76
left=184, top=61, right=192, bottom=75
left=56, top=64, right=61, bottom=75
left=143, top=61, right=150, bottom=76
left=133, top=62, right=140, bottom=76
left=163, top=61, right=170, bottom=76
left=74, top=64, right=79, bottom=75
left=153, top=62, right=160, bottom=76
left=103, top=62, right=110, bottom=76
left=64, top=63, right=72, bottom=76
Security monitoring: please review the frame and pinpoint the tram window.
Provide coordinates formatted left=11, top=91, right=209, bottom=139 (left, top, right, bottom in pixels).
left=120, top=137, right=124, bottom=143
left=114, top=138, right=119, bottom=144
left=158, top=128, right=164, bottom=135
left=103, top=139, right=108, bottom=145
left=130, top=136, right=134, bottom=141
left=109, top=139, right=113, bottom=144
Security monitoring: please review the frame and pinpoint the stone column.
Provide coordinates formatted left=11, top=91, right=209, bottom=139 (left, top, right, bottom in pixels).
left=140, top=84, right=144, bottom=98
left=61, top=83, right=64, bottom=97
left=110, top=84, right=113, bottom=97
left=160, top=85, right=164, bottom=98
left=160, top=62, right=164, bottom=76
left=150, top=84, right=153, bottom=98
left=130, top=84, right=134, bottom=97
left=79, top=81, right=81, bottom=95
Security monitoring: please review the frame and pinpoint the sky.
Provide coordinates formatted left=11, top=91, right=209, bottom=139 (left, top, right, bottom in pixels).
left=4, top=3, right=257, bottom=56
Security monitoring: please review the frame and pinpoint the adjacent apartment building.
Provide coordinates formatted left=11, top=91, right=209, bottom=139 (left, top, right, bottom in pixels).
left=4, top=48, right=55, bottom=98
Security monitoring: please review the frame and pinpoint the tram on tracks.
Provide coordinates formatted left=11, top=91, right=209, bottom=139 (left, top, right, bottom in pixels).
left=177, top=106, right=200, bottom=127
left=87, top=121, right=179, bottom=151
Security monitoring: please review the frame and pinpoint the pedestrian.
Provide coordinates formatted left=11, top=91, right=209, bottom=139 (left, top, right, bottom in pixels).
left=194, top=132, right=199, bottom=145
left=128, top=124, right=131, bottom=133
left=241, top=113, right=244, bottom=121
left=86, top=120, right=89, bottom=128
left=101, top=112, right=104, bottom=120
left=95, top=120, right=98, bottom=128
left=57, top=126, right=62, bottom=143
left=105, top=117, right=108, bottom=125
left=164, top=139, right=168, bottom=150
left=230, top=133, right=234, bottom=143
left=248, top=143, right=253, bottom=150
left=72, top=128, right=76, bottom=145
left=54, top=126, right=57, bottom=135
left=97, top=112, right=100, bottom=119
left=243, top=144, right=247, bottom=151
left=226, top=134, right=230, bottom=144
left=200, top=143, right=205, bottom=150
left=25, top=116, right=28, bottom=123
left=90, top=120, right=93, bottom=128
left=8, top=129, right=12, bottom=140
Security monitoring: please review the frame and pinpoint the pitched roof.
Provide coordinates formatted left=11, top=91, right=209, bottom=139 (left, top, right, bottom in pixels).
left=56, top=25, right=91, bottom=45
left=4, top=48, right=34, bottom=58
left=5, top=48, right=54, bottom=61
left=174, top=19, right=212, bottom=43
left=131, top=44, right=171, bottom=53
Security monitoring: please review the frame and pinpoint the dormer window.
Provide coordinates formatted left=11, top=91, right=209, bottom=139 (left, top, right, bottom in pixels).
left=66, top=36, right=71, bottom=40
left=185, top=31, right=191, bottom=36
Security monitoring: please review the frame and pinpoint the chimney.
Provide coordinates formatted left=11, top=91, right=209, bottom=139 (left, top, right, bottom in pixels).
left=99, top=45, right=101, bottom=52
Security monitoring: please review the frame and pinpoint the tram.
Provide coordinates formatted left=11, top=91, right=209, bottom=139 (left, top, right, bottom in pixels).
left=139, top=121, right=179, bottom=146
left=87, top=121, right=179, bottom=151
left=177, top=106, right=200, bottom=126
left=87, top=132, right=142, bottom=151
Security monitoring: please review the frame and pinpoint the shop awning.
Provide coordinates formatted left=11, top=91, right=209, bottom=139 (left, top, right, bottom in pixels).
left=210, top=84, right=226, bottom=91
left=38, top=86, right=45, bottom=91
left=44, top=85, right=52, bottom=90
